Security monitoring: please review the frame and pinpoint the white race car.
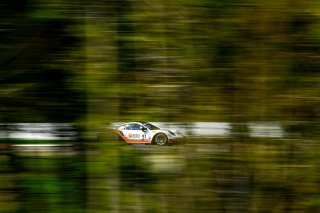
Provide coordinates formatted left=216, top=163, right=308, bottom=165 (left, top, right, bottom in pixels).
left=112, top=122, right=185, bottom=145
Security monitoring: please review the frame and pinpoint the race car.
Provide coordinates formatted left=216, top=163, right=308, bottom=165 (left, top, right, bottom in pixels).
left=112, top=122, right=185, bottom=145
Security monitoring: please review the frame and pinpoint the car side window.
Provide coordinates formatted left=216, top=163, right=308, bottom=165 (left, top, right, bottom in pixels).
left=127, top=123, right=141, bottom=130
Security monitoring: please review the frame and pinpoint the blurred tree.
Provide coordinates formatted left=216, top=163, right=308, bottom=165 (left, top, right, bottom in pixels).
left=0, top=0, right=86, bottom=123
left=0, top=1, right=88, bottom=212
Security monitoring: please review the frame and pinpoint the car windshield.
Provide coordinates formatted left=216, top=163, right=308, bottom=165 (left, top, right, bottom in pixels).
left=142, top=122, right=160, bottom=130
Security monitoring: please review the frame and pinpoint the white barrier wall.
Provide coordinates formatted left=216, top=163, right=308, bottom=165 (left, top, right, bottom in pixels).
left=0, top=123, right=77, bottom=140
left=0, top=122, right=286, bottom=140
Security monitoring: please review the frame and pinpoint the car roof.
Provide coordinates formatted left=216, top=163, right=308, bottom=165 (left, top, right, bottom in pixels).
left=121, top=121, right=145, bottom=125
left=116, top=121, right=148, bottom=127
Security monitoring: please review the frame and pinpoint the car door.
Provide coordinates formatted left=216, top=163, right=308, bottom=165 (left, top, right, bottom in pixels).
left=124, top=123, right=144, bottom=142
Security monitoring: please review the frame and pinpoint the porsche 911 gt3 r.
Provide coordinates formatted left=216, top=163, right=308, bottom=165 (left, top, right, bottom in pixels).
left=113, top=122, right=185, bottom=145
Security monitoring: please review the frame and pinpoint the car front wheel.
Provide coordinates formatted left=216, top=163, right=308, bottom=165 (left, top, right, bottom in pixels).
left=153, top=133, right=168, bottom=146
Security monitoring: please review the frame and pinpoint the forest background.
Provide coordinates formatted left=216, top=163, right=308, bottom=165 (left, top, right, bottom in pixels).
left=0, top=0, right=320, bottom=212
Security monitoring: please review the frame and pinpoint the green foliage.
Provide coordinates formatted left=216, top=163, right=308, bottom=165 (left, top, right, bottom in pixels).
left=0, top=0, right=320, bottom=212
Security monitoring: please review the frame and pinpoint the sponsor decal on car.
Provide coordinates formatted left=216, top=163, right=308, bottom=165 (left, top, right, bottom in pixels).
left=130, top=134, right=140, bottom=139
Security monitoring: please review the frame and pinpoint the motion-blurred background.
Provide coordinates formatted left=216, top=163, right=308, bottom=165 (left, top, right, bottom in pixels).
left=0, top=0, right=319, bottom=212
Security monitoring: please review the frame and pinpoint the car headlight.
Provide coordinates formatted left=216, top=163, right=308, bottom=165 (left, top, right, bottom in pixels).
left=168, top=131, right=176, bottom=136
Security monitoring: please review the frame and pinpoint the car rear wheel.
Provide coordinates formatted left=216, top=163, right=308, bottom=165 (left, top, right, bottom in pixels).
left=153, top=133, right=168, bottom=146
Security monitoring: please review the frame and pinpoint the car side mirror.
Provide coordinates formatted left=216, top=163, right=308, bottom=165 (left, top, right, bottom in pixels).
left=142, top=127, right=147, bottom=132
